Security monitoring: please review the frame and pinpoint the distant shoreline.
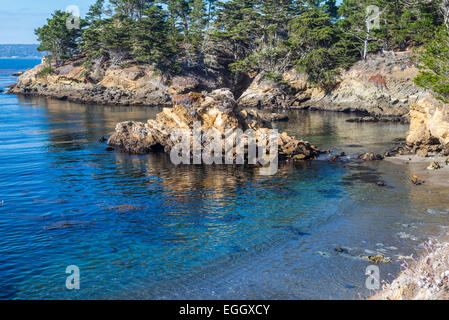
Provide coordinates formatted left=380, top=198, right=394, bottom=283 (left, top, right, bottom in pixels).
left=0, top=57, right=43, bottom=60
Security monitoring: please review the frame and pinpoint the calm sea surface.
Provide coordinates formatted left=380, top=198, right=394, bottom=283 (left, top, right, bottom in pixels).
left=1, top=59, right=448, bottom=299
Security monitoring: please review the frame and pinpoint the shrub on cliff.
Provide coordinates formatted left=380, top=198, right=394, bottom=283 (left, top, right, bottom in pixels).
left=415, top=27, right=449, bottom=103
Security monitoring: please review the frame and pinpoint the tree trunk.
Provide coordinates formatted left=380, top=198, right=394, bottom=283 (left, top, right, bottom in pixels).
left=363, top=22, right=371, bottom=60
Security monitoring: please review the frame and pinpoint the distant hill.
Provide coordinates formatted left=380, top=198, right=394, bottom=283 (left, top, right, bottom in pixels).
left=0, top=44, right=45, bottom=59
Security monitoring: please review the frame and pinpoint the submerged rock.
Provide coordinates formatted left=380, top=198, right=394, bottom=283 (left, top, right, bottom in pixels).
left=358, top=152, right=384, bottom=161
left=411, top=175, right=424, bottom=185
left=252, top=111, right=289, bottom=123
left=108, top=89, right=320, bottom=162
left=427, top=162, right=442, bottom=171
left=367, top=254, right=391, bottom=264
left=346, top=116, right=407, bottom=124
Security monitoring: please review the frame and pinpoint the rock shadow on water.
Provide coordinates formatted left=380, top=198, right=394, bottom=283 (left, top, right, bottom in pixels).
left=272, top=225, right=310, bottom=237
left=317, top=187, right=343, bottom=199
left=220, top=213, right=244, bottom=223
left=342, top=165, right=383, bottom=185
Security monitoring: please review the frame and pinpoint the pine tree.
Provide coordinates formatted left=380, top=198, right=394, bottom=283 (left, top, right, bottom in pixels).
left=414, top=1, right=449, bottom=102
left=289, top=3, right=341, bottom=85
left=338, top=0, right=388, bottom=60
left=132, top=5, right=176, bottom=69
left=35, top=10, right=84, bottom=67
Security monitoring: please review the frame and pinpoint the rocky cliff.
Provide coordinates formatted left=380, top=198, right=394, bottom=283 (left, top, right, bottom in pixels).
left=407, top=95, right=449, bottom=151
left=8, top=58, right=228, bottom=106
left=10, top=51, right=428, bottom=118
left=239, top=51, right=429, bottom=120
left=372, top=239, right=449, bottom=300
left=10, top=51, right=449, bottom=154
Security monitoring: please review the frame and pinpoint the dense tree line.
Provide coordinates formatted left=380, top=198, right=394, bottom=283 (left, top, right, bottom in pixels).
left=35, top=0, right=447, bottom=88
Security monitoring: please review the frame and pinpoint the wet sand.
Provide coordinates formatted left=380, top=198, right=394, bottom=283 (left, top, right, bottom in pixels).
left=386, top=154, right=449, bottom=188
left=373, top=155, right=449, bottom=300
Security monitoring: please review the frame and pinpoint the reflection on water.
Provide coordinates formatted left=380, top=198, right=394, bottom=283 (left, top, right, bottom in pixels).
left=274, top=110, right=408, bottom=154
left=1, top=61, right=449, bottom=300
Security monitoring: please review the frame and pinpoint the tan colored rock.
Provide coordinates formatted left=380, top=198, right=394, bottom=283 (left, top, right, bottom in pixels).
left=416, top=148, right=429, bottom=158
left=407, top=95, right=449, bottom=149
left=238, top=51, right=426, bottom=119
left=368, top=254, right=391, bottom=264
left=237, top=73, right=289, bottom=109
left=358, top=152, right=384, bottom=161
left=7, top=58, right=226, bottom=106
left=427, top=162, right=442, bottom=171
left=108, top=89, right=320, bottom=161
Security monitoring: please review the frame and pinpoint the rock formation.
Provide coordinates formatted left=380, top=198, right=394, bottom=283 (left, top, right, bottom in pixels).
left=238, top=51, right=428, bottom=119
left=407, top=95, right=449, bottom=153
left=7, top=58, right=228, bottom=106
left=9, top=50, right=428, bottom=121
left=107, top=89, right=320, bottom=162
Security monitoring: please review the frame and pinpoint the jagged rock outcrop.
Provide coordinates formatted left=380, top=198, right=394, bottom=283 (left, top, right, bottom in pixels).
left=407, top=95, right=449, bottom=150
left=108, top=89, right=320, bottom=161
left=238, top=51, right=429, bottom=119
left=237, top=72, right=301, bottom=109
left=7, top=58, right=228, bottom=106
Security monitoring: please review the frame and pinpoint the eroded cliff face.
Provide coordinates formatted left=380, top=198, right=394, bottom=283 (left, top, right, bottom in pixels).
left=407, top=95, right=449, bottom=150
left=239, top=51, right=429, bottom=119
left=10, top=50, right=429, bottom=117
left=8, top=58, right=228, bottom=106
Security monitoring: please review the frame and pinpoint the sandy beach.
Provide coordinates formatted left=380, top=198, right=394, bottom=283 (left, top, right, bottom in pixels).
left=372, top=155, right=449, bottom=300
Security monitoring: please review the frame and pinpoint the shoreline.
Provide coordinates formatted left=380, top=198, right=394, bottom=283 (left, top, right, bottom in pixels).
left=5, top=60, right=449, bottom=300
left=371, top=155, right=449, bottom=300
left=386, top=154, right=449, bottom=188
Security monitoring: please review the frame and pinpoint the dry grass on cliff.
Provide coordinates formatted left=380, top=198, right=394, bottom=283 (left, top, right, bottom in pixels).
left=372, top=239, right=449, bottom=300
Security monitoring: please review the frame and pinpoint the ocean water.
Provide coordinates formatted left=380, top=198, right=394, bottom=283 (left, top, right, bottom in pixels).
left=1, top=59, right=449, bottom=300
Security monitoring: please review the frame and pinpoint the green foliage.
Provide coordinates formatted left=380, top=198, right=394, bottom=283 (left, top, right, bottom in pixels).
left=33, top=0, right=449, bottom=88
left=34, top=10, right=84, bottom=66
left=262, top=70, right=288, bottom=84
left=36, top=66, right=54, bottom=77
left=415, top=27, right=449, bottom=103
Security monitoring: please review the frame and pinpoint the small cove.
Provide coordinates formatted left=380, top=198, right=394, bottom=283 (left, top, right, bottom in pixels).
left=1, top=59, right=449, bottom=299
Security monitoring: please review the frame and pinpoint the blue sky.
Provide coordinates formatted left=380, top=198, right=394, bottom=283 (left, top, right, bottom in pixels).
left=0, top=0, right=94, bottom=44
left=0, top=0, right=344, bottom=44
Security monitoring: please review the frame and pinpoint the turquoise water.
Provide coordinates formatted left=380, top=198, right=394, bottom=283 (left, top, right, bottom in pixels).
left=1, top=59, right=449, bottom=300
